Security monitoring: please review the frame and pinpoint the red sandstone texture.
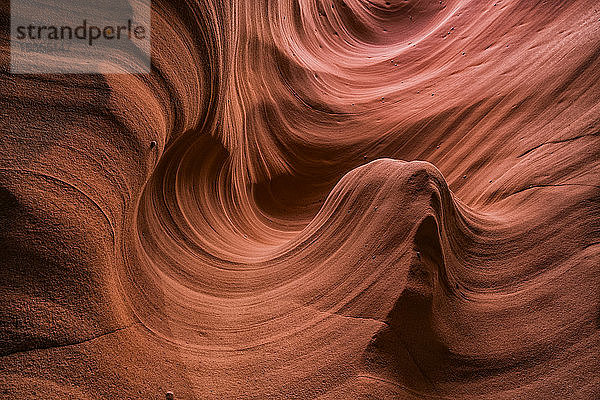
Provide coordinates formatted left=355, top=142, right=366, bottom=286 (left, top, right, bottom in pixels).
left=1, top=0, right=599, bottom=399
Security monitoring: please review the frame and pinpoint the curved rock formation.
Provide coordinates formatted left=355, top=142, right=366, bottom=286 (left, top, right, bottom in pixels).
left=1, top=0, right=599, bottom=399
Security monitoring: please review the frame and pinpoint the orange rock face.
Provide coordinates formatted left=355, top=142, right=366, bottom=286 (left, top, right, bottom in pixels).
left=1, top=1, right=599, bottom=399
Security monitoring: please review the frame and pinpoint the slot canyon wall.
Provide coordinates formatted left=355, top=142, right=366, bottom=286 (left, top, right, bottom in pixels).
left=1, top=0, right=599, bottom=398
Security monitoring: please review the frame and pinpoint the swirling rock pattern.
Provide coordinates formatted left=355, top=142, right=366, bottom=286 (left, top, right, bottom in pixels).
left=1, top=0, right=599, bottom=399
